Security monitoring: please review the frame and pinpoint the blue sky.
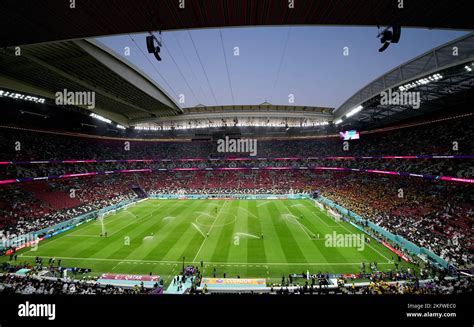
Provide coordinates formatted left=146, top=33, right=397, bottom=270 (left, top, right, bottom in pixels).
left=96, top=27, right=467, bottom=109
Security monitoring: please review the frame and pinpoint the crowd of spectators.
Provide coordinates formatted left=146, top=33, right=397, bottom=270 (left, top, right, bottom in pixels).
left=0, top=168, right=471, bottom=270
left=0, top=115, right=471, bottom=273
left=320, top=174, right=472, bottom=268
left=1, top=157, right=472, bottom=180
left=0, top=115, right=472, bottom=162
left=1, top=270, right=470, bottom=295
left=0, top=116, right=472, bottom=182
left=0, top=274, right=154, bottom=295
left=355, top=277, right=472, bottom=295
left=0, top=175, right=136, bottom=239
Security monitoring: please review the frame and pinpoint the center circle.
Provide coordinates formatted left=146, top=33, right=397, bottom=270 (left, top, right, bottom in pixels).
left=195, top=214, right=236, bottom=227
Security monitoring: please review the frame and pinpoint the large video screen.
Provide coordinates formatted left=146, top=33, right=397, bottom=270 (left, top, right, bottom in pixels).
left=339, top=130, right=360, bottom=140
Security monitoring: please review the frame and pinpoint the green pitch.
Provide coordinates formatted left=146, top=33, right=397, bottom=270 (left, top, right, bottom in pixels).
left=10, top=199, right=416, bottom=285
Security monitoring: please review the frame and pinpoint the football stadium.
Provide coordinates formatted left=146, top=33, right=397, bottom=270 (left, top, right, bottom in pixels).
left=0, top=2, right=472, bottom=320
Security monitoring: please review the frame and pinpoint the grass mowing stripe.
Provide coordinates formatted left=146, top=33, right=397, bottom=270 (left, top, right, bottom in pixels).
left=282, top=204, right=313, bottom=239
left=79, top=201, right=182, bottom=260
left=317, top=205, right=393, bottom=263
left=279, top=201, right=339, bottom=265
left=299, top=202, right=385, bottom=264
left=20, top=216, right=99, bottom=256
left=302, top=199, right=341, bottom=228
left=192, top=201, right=228, bottom=262
left=257, top=200, right=289, bottom=264
left=139, top=200, right=206, bottom=261
left=268, top=201, right=308, bottom=264
left=67, top=200, right=178, bottom=261
left=309, top=205, right=389, bottom=263
left=246, top=200, right=266, bottom=264
left=210, top=200, right=240, bottom=264
left=6, top=199, right=418, bottom=286
left=162, top=200, right=219, bottom=262
left=298, top=201, right=348, bottom=262
left=229, top=200, right=248, bottom=266
left=191, top=223, right=206, bottom=237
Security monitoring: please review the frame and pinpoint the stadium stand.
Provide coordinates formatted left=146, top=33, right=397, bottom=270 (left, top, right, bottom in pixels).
left=0, top=114, right=472, bottom=161
left=0, top=167, right=471, bottom=270
left=0, top=113, right=472, bottom=274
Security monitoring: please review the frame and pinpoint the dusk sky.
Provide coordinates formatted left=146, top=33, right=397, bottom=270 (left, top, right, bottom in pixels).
left=96, top=27, right=467, bottom=109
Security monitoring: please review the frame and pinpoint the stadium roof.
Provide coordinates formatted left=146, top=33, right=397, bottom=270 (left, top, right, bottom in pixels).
left=1, top=0, right=474, bottom=47
left=183, top=104, right=332, bottom=114
left=0, top=39, right=181, bottom=125
left=335, top=32, right=474, bottom=129
left=131, top=104, right=333, bottom=126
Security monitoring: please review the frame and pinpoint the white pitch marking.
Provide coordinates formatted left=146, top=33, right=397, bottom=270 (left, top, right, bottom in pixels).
left=192, top=202, right=228, bottom=262
left=191, top=223, right=206, bottom=238
left=18, top=255, right=394, bottom=266
left=256, top=201, right=271, bottom=207
left=334, top=219, right=392, bottom=262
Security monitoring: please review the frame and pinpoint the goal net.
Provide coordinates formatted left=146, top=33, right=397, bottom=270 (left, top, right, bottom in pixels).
left=98, top=209, right=116, bottom=220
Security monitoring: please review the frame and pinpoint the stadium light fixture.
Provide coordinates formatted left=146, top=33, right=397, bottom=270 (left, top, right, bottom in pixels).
left=346, top=105, right=363, bottom=118
left=334, top=119, right=343, bottom=125
left=465, top=65, right=473, bottom=72
left=133, top=119, right=330, bottom=131
left=116, top=124, right=126, bottom=130
left=398, top=73, right=443, bottom=91
left=0, top=89, right=46, bottom=104
left=90, top=113, right=112, bottom=124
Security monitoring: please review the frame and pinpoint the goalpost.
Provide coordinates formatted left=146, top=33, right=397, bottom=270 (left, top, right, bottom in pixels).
left=312, top=198, right=341, bottom=222
left=95, top=199, right=146, bottom=236
left=98, top=209, right=116, bottom=220
left=326, top=207, right=342, bottom=222
left=97, top=209, right=116, bottom=236
left=314, top=199, right=325, bottom=211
